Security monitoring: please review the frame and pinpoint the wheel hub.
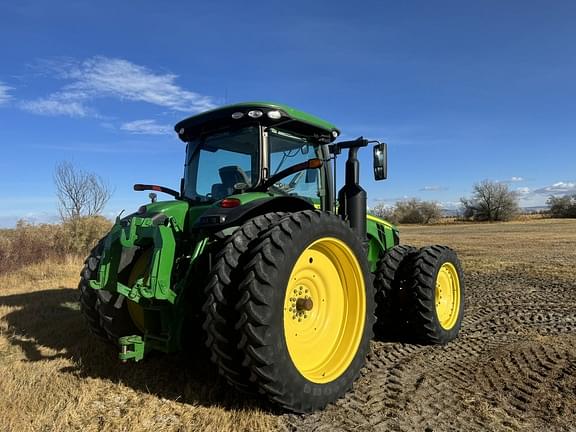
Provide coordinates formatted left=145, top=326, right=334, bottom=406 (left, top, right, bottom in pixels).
left=288, top=288, right=314, bottom=321
left=296, top=297, right=313, bottom=312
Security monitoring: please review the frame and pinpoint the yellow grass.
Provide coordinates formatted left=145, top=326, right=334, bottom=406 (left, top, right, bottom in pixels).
left=0, top=260, right=277, bottom=432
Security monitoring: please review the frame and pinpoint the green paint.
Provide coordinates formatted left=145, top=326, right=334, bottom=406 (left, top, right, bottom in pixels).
left=119, top=335, right=146, bottom=362
left=91, top=214, right=178, bottom=303
left=366, top=216, right=399, bottom=271
left=140, top=200, right=189, bottom=228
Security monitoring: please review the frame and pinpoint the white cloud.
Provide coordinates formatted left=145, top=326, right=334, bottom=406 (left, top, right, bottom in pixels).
left=420, top=185, right=448, bottom=192
left=120, top=119, right=171, bottom=135
left=0, top=82, right=13, bottom=104
left=534, top=181, right=576, bottom=195
left=513, top=182, right=575, bottom=208
left=516, top=187, right=531, bottom=195
left=19, top=97, right=91, bottom=117
left=499, top=176, right=525, bottom=184
left=20, top=56, right=215, bottom=117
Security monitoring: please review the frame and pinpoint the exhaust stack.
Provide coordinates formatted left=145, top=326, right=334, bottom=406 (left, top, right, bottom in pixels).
left=334, top=137, right=368, bottom=240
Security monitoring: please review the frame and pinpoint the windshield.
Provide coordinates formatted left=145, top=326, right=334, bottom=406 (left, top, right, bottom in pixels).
left=183, top=126, right=260, bottom=201
left=269, top=129, right=321, bottom=202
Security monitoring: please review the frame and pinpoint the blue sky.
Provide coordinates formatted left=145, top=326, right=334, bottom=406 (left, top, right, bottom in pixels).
left=1, top=0, right=575, bottom=226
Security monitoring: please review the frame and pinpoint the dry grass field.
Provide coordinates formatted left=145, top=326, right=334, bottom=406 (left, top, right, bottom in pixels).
left=1, top=218, right=575, bottom=431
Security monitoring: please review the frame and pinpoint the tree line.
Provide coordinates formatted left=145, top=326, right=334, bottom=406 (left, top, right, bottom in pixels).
left=371, top=180, right=576, bottom=224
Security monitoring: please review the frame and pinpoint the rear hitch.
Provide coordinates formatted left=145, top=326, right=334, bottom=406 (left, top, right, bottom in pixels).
left=118, top=335, right=146, bottom=362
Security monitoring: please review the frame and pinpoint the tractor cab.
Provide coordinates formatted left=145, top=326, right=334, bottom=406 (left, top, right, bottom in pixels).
left=175, top=102, right=341, bottom=209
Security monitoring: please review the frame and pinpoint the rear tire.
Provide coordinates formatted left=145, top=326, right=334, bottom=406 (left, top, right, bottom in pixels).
left=236, top=210, right=374, bottom=413
left=404, top=245, right=464, bottom=344
left=373, top=244, right=417, bottom=339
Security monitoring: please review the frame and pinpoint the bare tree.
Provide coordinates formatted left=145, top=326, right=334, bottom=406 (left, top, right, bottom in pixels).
left=460, top=180, right=519, bottom=221
left=54, top=161, right=112, bottom=220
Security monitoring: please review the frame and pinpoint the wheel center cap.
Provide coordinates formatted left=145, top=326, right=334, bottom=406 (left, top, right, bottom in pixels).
left=296, top=297, right=313, bottom=311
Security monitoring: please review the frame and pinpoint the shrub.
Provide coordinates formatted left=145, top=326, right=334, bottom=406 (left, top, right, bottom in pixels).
left=395, top=199, right=442, bottom=224
left=370, top=199, right=442, bottom=224
left=57, top=216, right=113, bottom=256
left=0, top=216, right=112, bottom=274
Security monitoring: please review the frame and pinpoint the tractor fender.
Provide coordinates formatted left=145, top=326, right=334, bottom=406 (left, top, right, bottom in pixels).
left=194, top=196, right=314, bottom=230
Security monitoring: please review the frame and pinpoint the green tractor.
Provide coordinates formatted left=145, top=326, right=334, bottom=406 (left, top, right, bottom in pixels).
left=79, top=102, right=464, bottom=412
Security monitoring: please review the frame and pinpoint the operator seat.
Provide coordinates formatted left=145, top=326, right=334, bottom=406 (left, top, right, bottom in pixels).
left=211, top=165, right=251, bottom=199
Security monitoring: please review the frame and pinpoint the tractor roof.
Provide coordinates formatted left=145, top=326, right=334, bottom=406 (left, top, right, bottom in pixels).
left=174, top=102, right=340, bottom=143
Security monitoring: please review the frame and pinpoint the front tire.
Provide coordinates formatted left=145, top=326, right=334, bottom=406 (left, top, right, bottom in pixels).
left=79, top=242, right=108, bottom=340
left=78, top=242, right=141, bottom=344
left=236, top=211, right=375, bottom=413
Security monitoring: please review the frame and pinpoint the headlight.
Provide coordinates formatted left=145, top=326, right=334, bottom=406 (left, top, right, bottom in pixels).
left=248, top=110, right=263, bottom=118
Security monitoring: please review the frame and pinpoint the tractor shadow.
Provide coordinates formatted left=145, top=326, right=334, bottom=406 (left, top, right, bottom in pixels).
left=0, top=287, right=273, bottom=413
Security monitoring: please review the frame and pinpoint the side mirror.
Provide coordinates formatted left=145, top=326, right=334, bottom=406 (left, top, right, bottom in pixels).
left=373, top=143, right=387, bottom=180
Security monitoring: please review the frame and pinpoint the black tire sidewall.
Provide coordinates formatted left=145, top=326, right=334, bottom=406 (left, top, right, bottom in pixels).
left=433, top=248, right=465, bottom=341
left=373, top=244, right=417, bottom=338
left=416, top=246, right=465, bottom=343
left=256, top=213, right=374, bottom=411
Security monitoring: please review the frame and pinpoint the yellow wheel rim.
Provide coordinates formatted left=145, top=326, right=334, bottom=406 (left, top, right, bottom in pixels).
left=126, top=249, right=150, bottom=332
left=435, top=262, right=461, bottom=330
left=283, top=237, right=366, bottom=384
